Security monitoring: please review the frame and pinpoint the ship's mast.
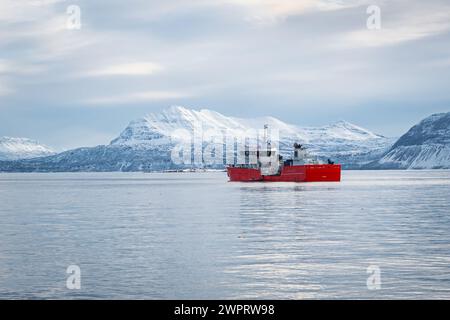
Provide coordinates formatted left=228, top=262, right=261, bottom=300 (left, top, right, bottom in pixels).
left=259, top=124, right=280, bottom=175
left=263, top=124, right=271, bottom=157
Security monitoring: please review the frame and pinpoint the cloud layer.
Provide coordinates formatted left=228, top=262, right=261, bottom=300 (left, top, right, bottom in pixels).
left=0, top=0, right=450, bottom=149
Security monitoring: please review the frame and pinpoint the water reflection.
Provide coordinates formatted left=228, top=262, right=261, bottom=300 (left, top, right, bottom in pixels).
left=0, top=171, right=449, bottom=299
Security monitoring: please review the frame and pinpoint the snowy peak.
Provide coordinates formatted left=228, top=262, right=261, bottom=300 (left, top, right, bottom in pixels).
left=109, top=106, right=393, bottom=169
left=148, top=106, right=244, bottom=130
left=322, top=120, right=383, bottom=141
left=367, top=112, right=450, bottom=169
left=111, top=106, right=247, bottom=146
left=392, top=112, right=450, bottom=148
left=111, top=106, right=387, bottom=147
left=0, top=136, right=55, bottom=160
left=158, top=106, right=246, bottom=131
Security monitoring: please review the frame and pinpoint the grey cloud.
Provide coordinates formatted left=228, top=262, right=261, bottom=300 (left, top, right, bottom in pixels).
left=0, top=0, right=449, bottom=149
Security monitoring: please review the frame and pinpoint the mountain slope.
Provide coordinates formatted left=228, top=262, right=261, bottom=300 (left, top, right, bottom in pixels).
left=366, top=112, right=450, bottom=169
left=0, top=145, right=172, bottom=172
left=0, top=106, right=394, bottom=172
left=110, top=106, right=394, bottom=168
left=0, top=137, right=55, bottom=160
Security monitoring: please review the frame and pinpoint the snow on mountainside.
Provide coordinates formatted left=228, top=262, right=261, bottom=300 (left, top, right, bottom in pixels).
left=111, top=106, right=385, bottom=147
left=0, top=106, right=394, bottom=172
left=366, top=112, right=450, bottom=169
left=111, top=106, right=393, bottom=168
left=0, top=137, right=55, bottom=160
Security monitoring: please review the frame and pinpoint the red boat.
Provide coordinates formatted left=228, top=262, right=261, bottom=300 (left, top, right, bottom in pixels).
left=227, top=127, right=341, bottom=182
left=227, top=163, right=341, bottom=182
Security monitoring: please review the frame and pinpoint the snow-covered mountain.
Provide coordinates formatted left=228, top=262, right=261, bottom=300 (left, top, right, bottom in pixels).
left=110, top=106, right=394, bottom=168
left=112, top=106, right=384, bottom=147
left=0, top=106, right=394, bottom=172
left=366, top=112, right=450, bottom=169
left=0, top=137, right=55, bottom=160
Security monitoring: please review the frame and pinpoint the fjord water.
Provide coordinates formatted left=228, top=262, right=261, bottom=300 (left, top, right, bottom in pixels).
left=0, top=171, right=449, bottom=299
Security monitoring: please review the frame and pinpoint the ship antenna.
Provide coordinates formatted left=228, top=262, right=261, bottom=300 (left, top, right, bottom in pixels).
left=264, top=124, right=271, bottom=154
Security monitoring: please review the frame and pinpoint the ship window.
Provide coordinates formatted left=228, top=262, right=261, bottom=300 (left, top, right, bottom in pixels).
left=294, top=151, right=298, bottom=158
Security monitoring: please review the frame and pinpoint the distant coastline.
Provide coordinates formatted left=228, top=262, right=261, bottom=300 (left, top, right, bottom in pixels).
left=1, top=108, right=449, bottom=172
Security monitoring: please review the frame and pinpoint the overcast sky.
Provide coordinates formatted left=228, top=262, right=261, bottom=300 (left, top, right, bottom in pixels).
left=1, top=0, right=450, bottom=150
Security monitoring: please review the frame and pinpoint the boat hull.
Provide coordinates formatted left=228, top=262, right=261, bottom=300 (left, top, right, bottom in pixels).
left=227, top=164, right=341, bottom=182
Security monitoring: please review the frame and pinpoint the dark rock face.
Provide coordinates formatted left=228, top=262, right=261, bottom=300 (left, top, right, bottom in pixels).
left=392, top=113, right=450, bottom=148
left=0, top=145, right=174, bottom=172
left=366, top=112, right=450, bottom=169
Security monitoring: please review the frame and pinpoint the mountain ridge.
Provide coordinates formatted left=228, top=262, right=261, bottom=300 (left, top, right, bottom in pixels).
left=365, top=112, right=450, bottom=169
left=0, top=136, right=55, bottom=161
left=0, top=106, right=395, bottom=172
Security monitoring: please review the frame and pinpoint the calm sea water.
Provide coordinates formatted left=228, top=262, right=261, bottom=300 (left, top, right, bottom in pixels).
left=0, top=170, right=450, bottom=299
